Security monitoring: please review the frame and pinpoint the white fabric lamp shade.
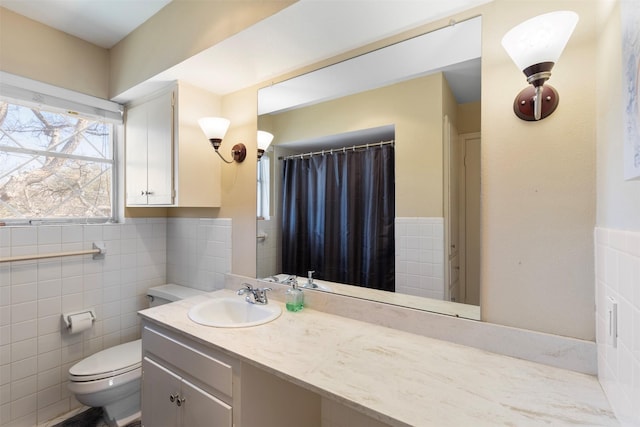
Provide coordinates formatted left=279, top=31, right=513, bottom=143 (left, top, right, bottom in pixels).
left=198, top=117, right=230, bottom=140
left=257, top=130, right=274, bottom=151
left=501, top=11, right=579, bottom=72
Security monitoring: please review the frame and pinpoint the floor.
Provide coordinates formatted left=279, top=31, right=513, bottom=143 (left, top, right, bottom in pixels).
left=50, top=408, right=141, bottom=427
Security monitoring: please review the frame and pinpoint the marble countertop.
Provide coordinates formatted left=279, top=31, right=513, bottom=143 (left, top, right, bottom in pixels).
left=138, top=290, right=617, bottom=427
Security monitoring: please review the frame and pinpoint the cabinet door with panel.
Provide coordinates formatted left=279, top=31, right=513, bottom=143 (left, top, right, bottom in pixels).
left=141, top=326, right=234, bottom=427
left=142, top=356, right=180, bottom=426
left=125, top=89, right=174, bottom=206
left=181, top=377, right=232, bottom=427
left=142, top=356, right=231, bottom=427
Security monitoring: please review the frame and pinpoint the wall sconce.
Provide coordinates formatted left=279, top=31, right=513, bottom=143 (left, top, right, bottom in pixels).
left=198, top=117, right=247, bottom=163
left=501, top=11, right=579, bottom=121
left=257, top=130, right=274, bottom=161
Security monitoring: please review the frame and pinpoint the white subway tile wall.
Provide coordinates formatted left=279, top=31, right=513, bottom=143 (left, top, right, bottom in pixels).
left=595, top=228, right=640, bottom=426
left=0, top=219, right=173, bottom=426
left=395, top=217, right=445, bottom=300
left=166, top=218, right=232, bottom=292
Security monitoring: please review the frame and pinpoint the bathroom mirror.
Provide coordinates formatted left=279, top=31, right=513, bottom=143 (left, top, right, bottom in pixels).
left=257, top=17, right=482, bottom=320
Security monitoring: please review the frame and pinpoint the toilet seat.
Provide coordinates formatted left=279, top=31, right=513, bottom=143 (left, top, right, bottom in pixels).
left=69, top=340, right=141, bottom=382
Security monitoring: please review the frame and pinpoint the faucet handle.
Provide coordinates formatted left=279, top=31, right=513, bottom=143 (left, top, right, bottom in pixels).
left=307, top=270, right=315, bottom=279
left=257, top=287, right=272, bottom=304
left=237, top=283, right=254, bottom=295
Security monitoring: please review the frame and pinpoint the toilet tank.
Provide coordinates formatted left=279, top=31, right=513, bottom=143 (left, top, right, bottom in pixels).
left=146, top=284, right=206, bottom=307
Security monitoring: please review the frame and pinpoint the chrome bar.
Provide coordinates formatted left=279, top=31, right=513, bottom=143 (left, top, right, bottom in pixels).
left=0, top=242, right=105, bottom=263
left=280, top=139, right=394, bottom=160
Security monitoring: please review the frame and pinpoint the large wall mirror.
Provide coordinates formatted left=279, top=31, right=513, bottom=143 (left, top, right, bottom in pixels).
left=256, top=16, right=482, bottom=320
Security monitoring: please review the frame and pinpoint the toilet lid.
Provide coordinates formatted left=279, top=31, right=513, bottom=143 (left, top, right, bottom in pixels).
left=69, top=339, right=141, bottom=382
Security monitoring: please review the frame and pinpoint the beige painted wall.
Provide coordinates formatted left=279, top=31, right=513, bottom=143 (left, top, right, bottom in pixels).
left=1, top=0, right=603, bottom=340
left=254, top=0, right=598, bottom=340
left=458, top=101, right=481, bottom=135
left=261, top=73, right=451, bottom=217
left=0, top=7, right=110, bottom=98
left=480, top=0, right=597, bottom=339
left=596, top=0, right=640, bottom=231
left=109, top=0, right=295, bottom=98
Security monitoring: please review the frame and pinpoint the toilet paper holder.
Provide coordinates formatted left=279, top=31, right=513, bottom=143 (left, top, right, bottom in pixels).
left=62, top=309, right=96, bottom=330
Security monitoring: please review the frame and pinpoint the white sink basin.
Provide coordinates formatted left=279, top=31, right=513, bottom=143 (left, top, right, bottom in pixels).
left=188, top=297, right=282, bottom=328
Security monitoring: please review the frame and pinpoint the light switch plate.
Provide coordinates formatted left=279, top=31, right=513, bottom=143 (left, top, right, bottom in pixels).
left=606, top=296, right=618, bottom=348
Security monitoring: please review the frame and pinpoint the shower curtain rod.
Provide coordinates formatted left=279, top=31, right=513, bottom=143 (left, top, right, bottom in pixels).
left=280, top=139, right=394, bottom=160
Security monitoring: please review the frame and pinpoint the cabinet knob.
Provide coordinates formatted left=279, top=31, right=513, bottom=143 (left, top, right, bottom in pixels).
left=176, top=396, right=185, bottom=407
left=169, top=393, right=178, bottom=403
left=141, top=190, right=145, bottom=196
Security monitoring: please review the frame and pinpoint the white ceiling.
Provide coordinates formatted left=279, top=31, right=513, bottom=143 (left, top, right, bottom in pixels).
left=0, top=0, right=171, bottom=48
left=0, top=0, right=490, bottom=103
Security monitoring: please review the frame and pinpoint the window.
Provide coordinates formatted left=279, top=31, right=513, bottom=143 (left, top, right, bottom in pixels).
left=257, top=153, right=270, bottom=220
left=0, top=99, right=115, bottom=221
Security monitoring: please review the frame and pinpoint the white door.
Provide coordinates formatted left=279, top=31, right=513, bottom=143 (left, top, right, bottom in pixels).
left=464, top=135, right=481, bottom=306
left=444, top=116, right=461, bottom=302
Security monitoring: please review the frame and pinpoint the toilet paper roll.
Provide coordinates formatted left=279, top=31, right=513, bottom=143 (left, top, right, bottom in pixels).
left=68, top=312, right=93, bottom=334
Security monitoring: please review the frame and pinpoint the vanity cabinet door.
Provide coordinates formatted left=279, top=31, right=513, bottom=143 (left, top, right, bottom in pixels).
left=181, top=378, right=232, bottom=427
left=142, top=356, right=180, bottom=427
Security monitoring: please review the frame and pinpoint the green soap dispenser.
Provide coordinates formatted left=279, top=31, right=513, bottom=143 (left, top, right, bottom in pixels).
left=285, top=276, right=304, bottom=312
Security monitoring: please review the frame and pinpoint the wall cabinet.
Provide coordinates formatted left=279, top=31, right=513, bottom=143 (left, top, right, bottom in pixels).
left=126, top=90, right=173, bottom=205
left=125, top=82, right=222, bottom=207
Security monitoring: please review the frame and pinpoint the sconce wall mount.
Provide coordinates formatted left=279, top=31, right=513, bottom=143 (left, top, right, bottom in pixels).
left=208, top=138, right=247, bottom=163
left=501, top=11, right=579, bottom=121
left=198, top=117, right=247, bottom=164
left=199, top=117, right=274, bottom=163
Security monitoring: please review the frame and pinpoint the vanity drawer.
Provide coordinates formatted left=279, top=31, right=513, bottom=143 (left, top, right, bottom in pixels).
left=142, top=326, right=233, bottom=397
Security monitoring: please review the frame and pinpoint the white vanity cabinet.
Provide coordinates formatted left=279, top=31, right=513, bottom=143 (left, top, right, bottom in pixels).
left=141, top=321, right=323, bottom=427
left=141, top=325, right=235, bottom=427
left=125, top=82, right=222, bottom=207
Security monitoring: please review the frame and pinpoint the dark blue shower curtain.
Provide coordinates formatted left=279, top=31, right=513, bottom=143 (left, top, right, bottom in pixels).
left=281, top=144, right=395, bottom=291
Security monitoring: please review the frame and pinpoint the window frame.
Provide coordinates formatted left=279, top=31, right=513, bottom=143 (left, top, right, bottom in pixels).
left=0, top=72, right=123, bottom=225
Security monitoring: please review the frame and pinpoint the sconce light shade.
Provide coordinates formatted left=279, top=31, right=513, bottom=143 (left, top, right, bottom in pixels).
left=197, top=117, right=246, bottom=163
left=501, top=11, right=579, bottom=121
left=501, top=11, right=579, bottom=73
left=198, top=117, right=230, bottom=144
left=257, top=130, right=274, bottom=160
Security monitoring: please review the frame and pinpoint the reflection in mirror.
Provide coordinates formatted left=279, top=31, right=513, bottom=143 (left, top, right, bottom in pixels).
left=257, top=16, right=482, bottom=320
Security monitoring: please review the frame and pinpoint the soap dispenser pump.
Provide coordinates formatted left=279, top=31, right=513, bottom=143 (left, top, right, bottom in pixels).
left=285, top=276, right=304, bottom=312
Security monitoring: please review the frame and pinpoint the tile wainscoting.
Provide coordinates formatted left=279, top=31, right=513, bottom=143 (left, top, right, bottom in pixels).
left=595, top=227, right=640, bottom=426
left=166, top=218, right=232, bottom=292
left=395, top=217, right=445, bottom=300
left=0, top=217, right=232, bottom=427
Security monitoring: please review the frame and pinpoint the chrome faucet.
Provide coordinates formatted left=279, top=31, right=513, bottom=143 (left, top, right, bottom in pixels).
left=283, top=275, right=297, bottom=285
left=237, top=283, right=272, bottom=305
left=305, top=270, right=317, bottom=288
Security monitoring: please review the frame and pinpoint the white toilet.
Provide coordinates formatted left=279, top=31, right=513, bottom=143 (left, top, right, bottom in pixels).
left=68, top=284, right=205, bottom=427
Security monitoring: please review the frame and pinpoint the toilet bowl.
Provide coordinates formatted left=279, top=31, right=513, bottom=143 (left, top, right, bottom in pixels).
left=68, top=284, right=205, bottom=427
